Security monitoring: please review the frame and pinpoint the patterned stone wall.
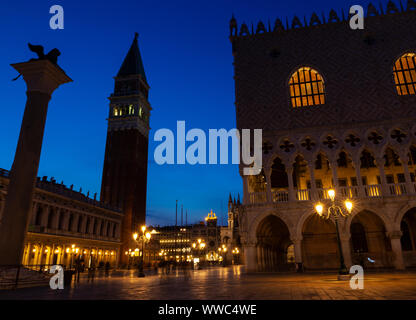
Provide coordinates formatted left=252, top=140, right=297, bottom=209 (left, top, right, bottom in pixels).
left=231, top=8, right=416, bottom=134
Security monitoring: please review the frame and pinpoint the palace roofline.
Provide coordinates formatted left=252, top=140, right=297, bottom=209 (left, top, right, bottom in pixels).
left=0, top=168, right=121, bottom=213
left=229, top=0, right=416, bottom=39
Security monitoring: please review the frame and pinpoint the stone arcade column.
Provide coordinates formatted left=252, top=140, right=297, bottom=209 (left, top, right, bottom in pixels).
left=244, top=243, right=257, bottom=273
left=376, top=157, right=389, bottom=196
left=388, top=231, right=405, bottom=270
left=292, top=238, right=303, bottom=271
left=264, top=166, right=272, bottom=203
left=352, top=157, right=365, bottom=198
left=286, top=166, right=296, bottom=202
left=400, top=154, right=415, bottom=195
left=0, top=59, right=71, bottom=266
left=307, top=163, right=318, bottom=201
left=329, top=160, right=339, bottom=190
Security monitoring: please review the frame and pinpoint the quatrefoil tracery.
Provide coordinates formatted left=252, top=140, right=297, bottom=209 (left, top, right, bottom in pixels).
left=368, top=132, right=383, bottom=145
left=391, top=129, right=407, bottom=143
left=322, top=136, right=338, bottom=149
left=280, top=140, right=295, bottom=153
left=345, top=134, right=360, bottom=147
left=300, top=138, right=316, bottom=151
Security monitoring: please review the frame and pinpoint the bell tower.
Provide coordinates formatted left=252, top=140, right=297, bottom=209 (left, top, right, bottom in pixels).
left=100, top=33, right=151, bottom=262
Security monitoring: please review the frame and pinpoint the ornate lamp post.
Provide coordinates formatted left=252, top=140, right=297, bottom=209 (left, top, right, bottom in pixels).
left=218, top=244, right=228, bottom=266
left=314, top=189, right=353, bottom=279
left=232, top=247, right=240, bottom=264
left=192, top=239, right=206, bottom=267
left=133, top=226, right=151, bottom=277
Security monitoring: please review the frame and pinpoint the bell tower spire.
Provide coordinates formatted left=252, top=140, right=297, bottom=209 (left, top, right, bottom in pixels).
left=100, top=33, right=151, bottom=264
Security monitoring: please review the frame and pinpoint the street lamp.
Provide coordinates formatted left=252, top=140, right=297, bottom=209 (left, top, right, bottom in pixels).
left=314, top=189, right=353, bottom=278
left=232, top=247, right=240, bottom=264
left=192, top=239, right=206, bottom=267
left=132, top=226, right=152, bottom=277
left=220, top=244, right=227, bottom=267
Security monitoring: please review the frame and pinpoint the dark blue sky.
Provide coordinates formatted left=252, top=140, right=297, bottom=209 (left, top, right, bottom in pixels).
left=0, top=0, right=375, bottom=225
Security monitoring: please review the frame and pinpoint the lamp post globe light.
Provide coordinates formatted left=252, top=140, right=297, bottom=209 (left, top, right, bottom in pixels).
left=218, top=244, right=227, bottom=267
left=132, top=226, right=152, bottom=277
left=314, top=189, right=353, bottom=280
left=191, top=239, right=206, bottom=269
left=231, top=247, right=240, bottom=265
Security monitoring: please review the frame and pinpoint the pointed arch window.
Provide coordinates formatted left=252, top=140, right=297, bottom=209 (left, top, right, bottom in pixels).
left=393, top=53, right=416, bottom=95
left=289, top=67, right=325, bottom=107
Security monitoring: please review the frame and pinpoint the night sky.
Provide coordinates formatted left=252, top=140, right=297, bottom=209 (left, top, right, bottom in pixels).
left=0, top=0, right=376, bottom=225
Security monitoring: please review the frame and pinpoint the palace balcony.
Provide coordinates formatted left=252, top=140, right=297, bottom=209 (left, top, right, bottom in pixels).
left=247, top=182, right=416, bottom=205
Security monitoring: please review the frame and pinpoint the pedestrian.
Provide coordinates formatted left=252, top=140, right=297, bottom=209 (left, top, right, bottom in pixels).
left=105, top=262, right=110, bottom=277
left=88, top=262, right=96, bottom=283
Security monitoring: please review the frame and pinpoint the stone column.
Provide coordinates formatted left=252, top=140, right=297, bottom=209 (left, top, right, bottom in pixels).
left=81, top=215, right=88, bottom=234
left=376, top=158, right=389, bottom=196
left=104, top=220, right=110, bottom=237
left=256, top=246, right=262, bottom=270
left=72, top=214, right=80, bottom=233
left=89, top=217, right=96, bottom=235
left=264, top=166, right=272, bottom=203
left=352, top=157, right=365, bottom=197
left=244, top=244, right=257, bottom=273
left=388, top=231, right=405, bottom=270
left=22, top=243, right=30, bottom=265
left=52, top=208, right=60, bottom=230
left=40, top=205, right=50, bottom=228
left=292, top=238, right=303, bottom=264
left=329, top=160, right=339, bottom=189
left=286, top=166, right=296, bottom=201
left=400, top=155, right=414, bottom=195
left=0, top=59, right=71, bottom=265
left=307, top=163, right=318, bottom=200
left=62, top=211, right=70, bottom=231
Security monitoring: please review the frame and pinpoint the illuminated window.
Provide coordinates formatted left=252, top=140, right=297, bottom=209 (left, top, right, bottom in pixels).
left=393, top=53, right=416, bottom=95
left=113, top=107, right=119, bottom=116
left=289, top=67, right=325, bottom=107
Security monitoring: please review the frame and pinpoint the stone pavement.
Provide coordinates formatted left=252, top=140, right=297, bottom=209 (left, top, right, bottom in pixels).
left=0, top=266, right=416, bottom=300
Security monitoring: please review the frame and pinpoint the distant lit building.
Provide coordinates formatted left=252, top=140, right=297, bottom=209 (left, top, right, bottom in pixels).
left=150, top=210, right=222, bottom=262
left=220, top=195, right=242, bottom=263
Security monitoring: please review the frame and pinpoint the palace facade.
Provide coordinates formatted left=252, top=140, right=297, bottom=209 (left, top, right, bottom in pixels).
left=230, top=2, right=416, bottom=271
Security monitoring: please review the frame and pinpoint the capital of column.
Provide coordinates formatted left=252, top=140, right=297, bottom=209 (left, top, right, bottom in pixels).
left=387, top=230, right=402, bottom=239
left=339, top=234, right=351, bottom=242
left=11, top=60, right=72, bottom=96
left=263, top=166, right=272, bottom=177
left=328, top=159, right=338, bottom=168
left=285, top=166, right=293, bottom=174
left=290, top=237, right=303, bottom=243
left=375, top=157, right=386, bottom=169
